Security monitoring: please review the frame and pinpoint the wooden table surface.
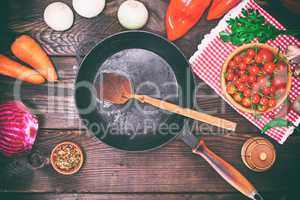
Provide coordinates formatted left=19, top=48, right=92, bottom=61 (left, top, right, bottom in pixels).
left=0, top=0, right=300, bottom=200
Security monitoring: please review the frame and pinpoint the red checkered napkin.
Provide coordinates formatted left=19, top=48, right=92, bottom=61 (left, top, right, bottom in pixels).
left=189, top=0, right=300, bottom=144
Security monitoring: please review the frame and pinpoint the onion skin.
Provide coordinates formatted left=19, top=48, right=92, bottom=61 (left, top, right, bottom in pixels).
left=0, top=101, right=38, bottom=157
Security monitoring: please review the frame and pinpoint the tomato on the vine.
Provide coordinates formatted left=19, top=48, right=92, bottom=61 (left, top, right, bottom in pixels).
left=237, top=83, right=246, bottom=92
left=263, top=63, right=276, bottom=74
left=260, top=97, right=269, bottom=106
left=262, top=87, right=270, bottom=95
left=248, top=75, right=256, bottom=83
left=243, top=56, right=252, bottom=65
left=248, top=65, right=260, bottom=76
left=226, top=84, right=236, bottom=95
left=258, top=105, right=268, bottom=112
left=252, top=82, right=260, bottom=92
left=239, top=63, right=247, bottom=70
left=234, top=55, right=243, bottom=64
left=240, top=74, right=248, bottom=82
left=272, top=75, right=287, bottom=88
left=256, top=48, right=273, bottom=64
left=242, top=97, right=251, bottom=107
left=243, top=88, right=252, bottom=97
left=269, top=86, right=276, bottom=94
left=226, top=72, right=235, bottom=81
left=268, top=99, right=276, bottom=108
left=238, top=70, right=246, bottom=76
left=229, top=60, right=236, bottom=68
left=233, top=93, right=243, bottom=102
left=277, top=62, right=287, bottom=73
left=246, top=49, right=256, bottom=57
left=252, top=94, right=260, bottom=104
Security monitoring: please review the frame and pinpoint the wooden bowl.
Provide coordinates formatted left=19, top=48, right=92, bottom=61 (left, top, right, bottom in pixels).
left=221, top=43, right=292, bottom=114
left=50, top=141, right=84, bottom=175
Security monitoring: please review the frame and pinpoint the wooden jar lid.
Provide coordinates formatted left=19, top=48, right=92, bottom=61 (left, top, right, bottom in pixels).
left=241, top=137, right=276, bottom=172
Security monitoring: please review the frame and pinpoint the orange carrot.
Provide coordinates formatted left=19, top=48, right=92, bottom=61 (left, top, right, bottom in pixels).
left=11, top=35, right=58, bottom=81
left=0, top=55, right=45, bottom=84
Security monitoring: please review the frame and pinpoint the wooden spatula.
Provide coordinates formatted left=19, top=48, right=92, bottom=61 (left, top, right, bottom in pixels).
left=99, top=72, right=237, bottom=131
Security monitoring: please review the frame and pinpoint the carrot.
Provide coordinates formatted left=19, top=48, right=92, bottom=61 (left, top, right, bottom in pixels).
left=11, top=35, right=58, bottom=81
left=0, top=54, right=45, bottom=84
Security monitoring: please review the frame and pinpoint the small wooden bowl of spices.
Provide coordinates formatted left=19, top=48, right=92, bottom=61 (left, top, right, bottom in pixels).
left=50, top=141, right=84, bottom=175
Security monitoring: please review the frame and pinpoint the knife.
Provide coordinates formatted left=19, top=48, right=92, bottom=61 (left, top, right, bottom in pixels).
left=180, top=128, right=264, bottom=200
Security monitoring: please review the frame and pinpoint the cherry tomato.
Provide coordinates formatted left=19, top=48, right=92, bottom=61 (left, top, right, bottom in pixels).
left=226, top=84, right=236, bottom=95
left=248, top=75, right=257, bottom=83
left=258, top=76, right=268, bottom=87
left=269, top=86, right=276, bottom=94
left=237, top=83, right=246, bottom=92
left=243, top=56, right=253, bottom=65
left=277, top=62, right=287, bottom=73
left=262, top=87, right=270, bottom=95
left=256, top=48, right=274, bottom=64
left=242, top=97, right=251, bottom=107
left=233, top=93, right=243, bottom=102
left=252, top=94, right=260, bottom=104
left=234, top=79, right=241, bottom=87
left=263, top=62, right=276, bottom=74
left=258, top=105, right=268, bottom=112
left=238, top=70, right=245, bottom=76
left=226, top=72, right=235, bottom=81
left=234, top=55, right=243, bottom=64
left=260, top=97, right=269, bottom=106
left=239, top=63, right=247, bottom=70
left=272, top=76, right=287, bottom=88
left=240, top=74, right=248, bottom=82
left=252, top=82, right=260, bottom=92
left=229, top=60, right=236, bottom=68
left=247, top=49, right=256, bottom=57
left=248, top=65, right=260, bottom=76
left=243, top=88, right=251, bottom=97
left=268, top=99, right=277, bottom=108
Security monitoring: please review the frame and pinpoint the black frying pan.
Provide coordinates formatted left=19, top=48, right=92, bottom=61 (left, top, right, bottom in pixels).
left=75, top=31, right=262, bottom=200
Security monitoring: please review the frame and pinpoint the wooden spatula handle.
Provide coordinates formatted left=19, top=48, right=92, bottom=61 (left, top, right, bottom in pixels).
left=134, top=95, right=237, bottom=131
left=192, top=139, right=263, bottom=200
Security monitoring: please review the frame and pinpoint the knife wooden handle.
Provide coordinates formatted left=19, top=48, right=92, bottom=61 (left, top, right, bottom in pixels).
left=134, top=95, right=237, bottom=131
left=192, top=139, right=263, bottom=200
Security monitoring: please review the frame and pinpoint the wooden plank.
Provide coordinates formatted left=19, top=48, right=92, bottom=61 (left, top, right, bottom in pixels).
left=0, top=56, right=258, bottom=132
left=6, top=0, right=217, bottom=57
left=0, top=192, right=293, bottom=200
left=0, top=129, right=299, bottom=193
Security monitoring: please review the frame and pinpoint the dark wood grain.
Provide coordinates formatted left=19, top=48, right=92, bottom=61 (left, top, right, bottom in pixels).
left=0, top=130, right=299, bottom=193
left=0, top=192, right=295, bottom=200
left=1, top=0, right=299, bottom=199
left=6, top=0, right=217, bottom=57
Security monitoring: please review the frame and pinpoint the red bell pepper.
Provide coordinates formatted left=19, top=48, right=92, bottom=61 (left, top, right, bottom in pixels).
left=165, top=0, right=212, bottom=41
left=207, top=0, right=240, bottom=20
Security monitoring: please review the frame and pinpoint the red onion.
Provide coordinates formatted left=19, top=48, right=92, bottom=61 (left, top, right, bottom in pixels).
left=0, top=101, right=38, bottom=156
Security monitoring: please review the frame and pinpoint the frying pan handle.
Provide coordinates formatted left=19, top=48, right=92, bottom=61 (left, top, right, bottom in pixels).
left=134, top=95, right=237, bottom=131
left=192, top=139, right=263, bottom=200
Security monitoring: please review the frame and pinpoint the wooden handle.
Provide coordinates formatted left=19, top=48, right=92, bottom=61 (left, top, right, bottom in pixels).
left=134, top=95, right=237, bottom=131
left=192, top=139, right=263, bottom=200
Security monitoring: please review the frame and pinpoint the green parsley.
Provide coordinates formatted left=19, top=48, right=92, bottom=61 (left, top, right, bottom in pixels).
left=219, top=9, right=300, bottom=46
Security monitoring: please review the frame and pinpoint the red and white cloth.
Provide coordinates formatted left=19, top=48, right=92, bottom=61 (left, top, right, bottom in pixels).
left=189, top=0, right=300, bottom=144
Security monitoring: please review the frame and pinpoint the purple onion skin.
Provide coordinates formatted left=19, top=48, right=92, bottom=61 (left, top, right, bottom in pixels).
left=0, top=101, right=38, bottom=157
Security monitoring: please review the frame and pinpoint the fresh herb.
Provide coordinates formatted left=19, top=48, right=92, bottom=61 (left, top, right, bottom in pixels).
left=261, top=118, right=295, bottom=134
left=220, top=9, right=300, bottom=46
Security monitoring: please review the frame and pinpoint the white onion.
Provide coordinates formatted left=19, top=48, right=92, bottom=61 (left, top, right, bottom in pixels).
left=117, top=0, right=149, bottom=30
left=72, top=0, right=106, bottom=18
left=44, top=2, right=74, bottom=31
